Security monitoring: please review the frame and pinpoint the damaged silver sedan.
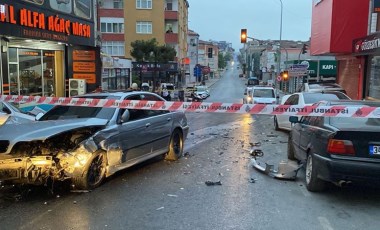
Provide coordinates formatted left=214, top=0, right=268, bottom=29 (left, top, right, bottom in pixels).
left=0, top=92, right=189, bottom=189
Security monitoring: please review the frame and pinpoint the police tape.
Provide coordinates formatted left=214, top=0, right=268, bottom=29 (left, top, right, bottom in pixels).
left=1, top=95, right=380, bottom=118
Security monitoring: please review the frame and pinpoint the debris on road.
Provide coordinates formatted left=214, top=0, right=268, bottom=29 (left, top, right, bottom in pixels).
left=249, top=178, right=257, bottom=183
left=156, top=207, right=164, bottom=211
left=251, top=159, right=303, bottom=180
left=250, top=142, right=261, bottom=147
left=167, top=194, right=178, bottom=197
left=205, top=181, right=222, bottom=186
left=267, top=134, right=278, bottom=138
left=71, top=190, right=91, bottom=193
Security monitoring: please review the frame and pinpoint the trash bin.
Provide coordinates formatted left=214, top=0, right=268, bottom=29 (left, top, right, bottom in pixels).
left=178, top=90, right=185, bottom=101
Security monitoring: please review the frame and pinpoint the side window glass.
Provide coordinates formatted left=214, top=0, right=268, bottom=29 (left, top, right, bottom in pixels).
left=284, top=96, right=294, bottom=105
left=124, top=95, right=149, bottom=121
left=142, top=94, right=169, bottom=116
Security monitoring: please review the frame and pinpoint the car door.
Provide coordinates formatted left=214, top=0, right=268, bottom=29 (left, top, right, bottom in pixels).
left=291, top=116, right=309, bottom=160
left=277, top=94, right=299, bottom=130
left=117, top=94, right=151, bottom=163
left=140, top=93, right=172, bottom=153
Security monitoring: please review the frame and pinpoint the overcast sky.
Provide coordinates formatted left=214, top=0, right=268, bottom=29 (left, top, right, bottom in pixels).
left=188, top=0, right=312, bottom=50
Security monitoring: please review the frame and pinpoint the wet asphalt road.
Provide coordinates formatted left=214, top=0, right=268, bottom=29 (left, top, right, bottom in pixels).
left=2, top=64, right=380, bottom=229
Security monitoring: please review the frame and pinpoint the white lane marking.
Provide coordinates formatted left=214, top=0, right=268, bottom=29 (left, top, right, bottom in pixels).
left=318, top=216, right=334, bottom=230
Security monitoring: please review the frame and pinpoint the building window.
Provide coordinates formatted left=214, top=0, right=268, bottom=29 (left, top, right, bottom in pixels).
left=136, top=21, right=152, bottom=34
left=136, top=0, right=152, bottom=9
left=113, top=0, right=123, bottom=9
left=100, top=22, right=124, bottom=33
left=102, top=41, right=125, bottom=56
left=166, top=0, right=172, bottom=10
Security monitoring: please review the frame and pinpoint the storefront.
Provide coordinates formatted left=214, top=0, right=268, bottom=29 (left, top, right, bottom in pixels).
left=353, top=33, right=380, bottom=101
left=102, top=56, right=132, bottom=90
left=0, top=0, right=100, bottom=97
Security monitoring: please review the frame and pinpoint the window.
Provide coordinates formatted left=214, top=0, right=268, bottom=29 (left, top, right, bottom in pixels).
left=136, top=21, right=152, bottom=34
left=100, top=22, right=124, bottom=33
left=136, top=0, right=152, bottom=9
left=166, top=0, right=172, bottom=10
left=102, top=41, right=125, bottom=56
left=113, top=0, right=123, bottom=9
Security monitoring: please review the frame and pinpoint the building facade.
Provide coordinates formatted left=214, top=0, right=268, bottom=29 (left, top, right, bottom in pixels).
left=198, top=40, right=219, bottom=80
left=0, top=0, right=100, bottom=97
left=186, top=29, right=199, bottom=84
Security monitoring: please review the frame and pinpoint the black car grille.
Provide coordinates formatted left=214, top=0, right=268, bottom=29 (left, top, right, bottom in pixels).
left=0, top=140, right=10, bottom=153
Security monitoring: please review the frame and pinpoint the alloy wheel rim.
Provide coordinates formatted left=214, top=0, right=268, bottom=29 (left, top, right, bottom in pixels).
left=306, top=155, right=312, bottom=184
left=88, top=155, right=105, bottom=186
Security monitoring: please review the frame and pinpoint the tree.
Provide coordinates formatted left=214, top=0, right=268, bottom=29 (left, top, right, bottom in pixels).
left=130, top=38, right=176, bottom=91
left=218, top=52, right=226, bottom=69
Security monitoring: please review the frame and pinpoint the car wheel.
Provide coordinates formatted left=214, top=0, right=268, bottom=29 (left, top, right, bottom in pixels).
left=305, top=154, right=326, bottom=192
left=165, top=129, right=183, bottom=161
left=72, top=151, right=107, bottom=190
left=274, top=116, right=280, bottom=131
left=287, top=135, right=296, bottom=160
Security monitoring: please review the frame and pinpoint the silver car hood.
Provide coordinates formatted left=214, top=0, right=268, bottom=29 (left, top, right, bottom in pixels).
left=0, top=118, right=108, bottom=142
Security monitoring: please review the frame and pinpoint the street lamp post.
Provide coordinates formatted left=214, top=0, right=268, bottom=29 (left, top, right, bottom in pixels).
left=277, top=0, right=283, bottom=87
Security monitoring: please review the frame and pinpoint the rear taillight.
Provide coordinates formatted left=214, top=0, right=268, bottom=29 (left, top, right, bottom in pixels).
left=327, top=139, right=355, bottom=155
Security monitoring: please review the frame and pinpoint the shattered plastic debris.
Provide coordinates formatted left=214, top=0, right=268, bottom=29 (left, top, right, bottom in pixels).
left=73, top=201, right=77, bottom=204
left=249, top=178, right=257, bottom=183
left=71, top=190, right=91, bottom=193
left=219, top=152, right=224, bottom=155
left=267, top=134, right=278, bottom=137
left=205, top=181, right=222, bottom=186
left=167, top=194, right=178, bottom=197
left=250, top=142, right=261, bottom=147
left=156, top=207, right=164, bottom=210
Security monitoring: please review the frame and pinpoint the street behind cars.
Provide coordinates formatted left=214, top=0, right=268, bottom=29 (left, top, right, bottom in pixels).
left=274, top=91, right=351, bottom=131
left=288, top=100, right=380, bottom=192
left=0, top=91, right=189, bottom=190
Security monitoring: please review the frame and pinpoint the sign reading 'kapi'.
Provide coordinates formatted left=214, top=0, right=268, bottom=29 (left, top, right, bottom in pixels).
left=0, top=4, right=90, bottom=38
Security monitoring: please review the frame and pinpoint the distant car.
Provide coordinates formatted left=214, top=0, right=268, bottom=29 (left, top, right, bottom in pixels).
left=0, top=101, right=35, bottom=126
left=0, top=92, right=189, bottom=189
left=274, top=91, right=350, bottom=131
left=298, top=81, right=346, bottom=93
left=194, top=85, right=210, bottom=99
left=288, top=100, right=380, bottom=192
left=244, top=86, right=277, bottom=104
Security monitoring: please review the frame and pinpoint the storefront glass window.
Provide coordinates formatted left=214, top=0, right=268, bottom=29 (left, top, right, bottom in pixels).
left=43, top=51, right=56, bottom=96
left=9, top=64, right=18, bottom=95
left=8, top=48, right=17, bottom=63
left=19, top=49, right=42, bottom=96
left=368, top=56, right=380, bottom=100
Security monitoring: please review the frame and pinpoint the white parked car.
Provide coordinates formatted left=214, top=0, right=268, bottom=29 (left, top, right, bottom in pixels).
left=0, top=101, right=35, bottom=126
left=194, top=85, right=210, bottom=99
left=274, top=91, right=351, bottom=131
left=298, top=81, right=346, bottom=93
left=244, top=86, right=277, bottom=104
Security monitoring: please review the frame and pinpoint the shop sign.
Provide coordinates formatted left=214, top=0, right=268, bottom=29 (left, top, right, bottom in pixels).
left=132, top=62, right=178, bottom=72
left=374, top=0, right=380, bottom=13
left=353, top=33, right=380, bottom=55
left=0, top=0, right=94, bottom=46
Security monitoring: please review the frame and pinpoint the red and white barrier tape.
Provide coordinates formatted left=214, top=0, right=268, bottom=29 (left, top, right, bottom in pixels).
left=1, top=95, right=380, bottom=118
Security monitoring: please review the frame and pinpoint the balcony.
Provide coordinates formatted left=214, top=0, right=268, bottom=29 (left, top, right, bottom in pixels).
left=165, top=11, right=178, bottom=20
left=165, top=33, right=178, bottom=44
left=98, top=9, right=124, bottom=17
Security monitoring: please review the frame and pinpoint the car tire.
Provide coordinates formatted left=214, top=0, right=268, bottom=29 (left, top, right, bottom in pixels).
left=165, top=129, right=183, bottom=161
left=72, top=151, right=107, bottom=190
left=287, top=135, right=296, bottom=160
left=274, top=116, right=280, bottom=131
left=305, top=153, right=326, bottom=192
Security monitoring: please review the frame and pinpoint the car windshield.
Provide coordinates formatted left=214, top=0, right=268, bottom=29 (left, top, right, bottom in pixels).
left=247, top=79, right=259, bottom=86
left=303, top=93, right=349, bottom=104
left=253, top=89, right=274, bottom=98
left=39, top=96, right=119, bottom=121
left=166, top=85, right=174, bottom=90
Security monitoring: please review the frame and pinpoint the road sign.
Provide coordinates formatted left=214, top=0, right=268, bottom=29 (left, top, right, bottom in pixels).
left=277, top=75, right=282, bottom=82
left=288, top=64, right=308, bottom=77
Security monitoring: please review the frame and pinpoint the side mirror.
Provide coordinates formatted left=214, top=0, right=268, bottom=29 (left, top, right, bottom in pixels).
left=289, top=116, right=299, bottom=123
left=35, top=112, right=44, bottom=121
left=120, top=110, right=130, bottom=123
left=244, top=92, right=247, bottom=95
left=276, top=95, right=280, bottom=99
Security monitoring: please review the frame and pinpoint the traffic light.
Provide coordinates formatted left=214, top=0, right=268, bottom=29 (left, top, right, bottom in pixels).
left=241, top=29, right=247, bottom=43
left=301, top=44, right=308, bottom=54
left=282, top=71, right=289, bottom=81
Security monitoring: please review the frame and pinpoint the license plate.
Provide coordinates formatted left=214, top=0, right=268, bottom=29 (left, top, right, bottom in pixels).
left=369, top=145, right=380, bottom=155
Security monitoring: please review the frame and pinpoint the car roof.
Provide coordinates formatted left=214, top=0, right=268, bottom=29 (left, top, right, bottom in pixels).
left=325, top=100, right=380, bottom=107
left=252, top=86, right=274, bottom=90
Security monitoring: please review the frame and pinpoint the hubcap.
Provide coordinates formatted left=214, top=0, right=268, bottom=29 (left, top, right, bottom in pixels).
left=306, top=155, right=312, bottom=184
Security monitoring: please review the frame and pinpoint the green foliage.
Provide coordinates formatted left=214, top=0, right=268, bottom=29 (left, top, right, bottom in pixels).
left=130, top=38, right=176, bottom=63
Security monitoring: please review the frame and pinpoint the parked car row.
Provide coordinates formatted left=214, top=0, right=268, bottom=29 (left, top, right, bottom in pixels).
left=273, top=83, right=380, bottom=192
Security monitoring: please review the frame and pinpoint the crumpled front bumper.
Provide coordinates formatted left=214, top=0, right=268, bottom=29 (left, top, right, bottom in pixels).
left=0, top=155, right=57, bottom=184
